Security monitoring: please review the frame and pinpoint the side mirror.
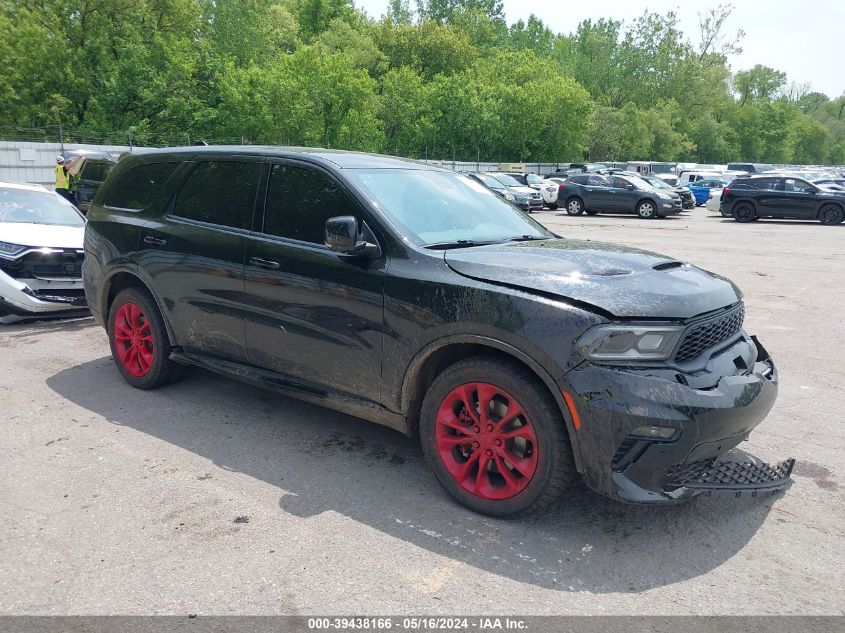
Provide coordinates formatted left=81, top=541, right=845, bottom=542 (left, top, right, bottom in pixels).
left=325, top=216, right=379, bottom=258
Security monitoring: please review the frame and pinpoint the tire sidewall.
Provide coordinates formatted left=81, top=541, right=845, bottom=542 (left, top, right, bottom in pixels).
left=819, top=205, right=844, bottom=225
left=733, top=203, right=755, bottom=223
left=419, top=362, right=566, bottom=517
left=108, top=288, right=173, bottom=389
left=566, top=198, right=584, bottom=215
left=637, top=200, right=656, bottom=219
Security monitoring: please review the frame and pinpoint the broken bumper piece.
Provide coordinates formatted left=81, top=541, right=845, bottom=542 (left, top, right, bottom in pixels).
left=665, top=457, right=795, bottom=496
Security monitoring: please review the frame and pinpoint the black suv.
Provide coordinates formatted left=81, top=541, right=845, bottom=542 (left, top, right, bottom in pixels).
left=83, top=147, right=792, bottom=516
left=721, top=175, right=845, bottom=224
left=559, top=173, right=682, bottom=219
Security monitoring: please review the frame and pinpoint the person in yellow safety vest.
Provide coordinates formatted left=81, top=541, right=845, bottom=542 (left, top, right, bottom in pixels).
left=55, top=156, right=74, bottom=203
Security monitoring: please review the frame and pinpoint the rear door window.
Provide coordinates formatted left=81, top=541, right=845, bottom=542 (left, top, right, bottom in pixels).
left=103, top=162, right=178, bottom=210
left=171, top=160, right=261, bottom=229
left=752, top=178, right=780, bottom=191
left=262, top=164, right=358, bottom=245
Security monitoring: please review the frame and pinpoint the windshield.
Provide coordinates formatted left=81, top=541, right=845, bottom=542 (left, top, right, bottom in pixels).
left=346, top=169, right=552, bottom=247
left=0, top=188, right=84, bottom=226
left=525, top=174, right=543, bottom=185
left=473, top=173, right=505, bottom=190
left=81, top=160, right=114, bottom=182
left=626, top=175, right=654, bottom=190
left=491, top=174, right=522, bottom=187
left=644, top=177, right=670, bottom=189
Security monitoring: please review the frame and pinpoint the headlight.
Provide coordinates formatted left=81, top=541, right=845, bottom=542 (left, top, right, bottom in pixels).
left=0, top=241, right=26, bottom=259
left=656, top=192, right=674, bottom=200
left=503, top=192, right=516, bottom=201
left=577, top=324, right=684, bottom=361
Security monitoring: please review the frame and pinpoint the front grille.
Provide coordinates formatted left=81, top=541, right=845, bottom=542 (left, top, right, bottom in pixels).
left=0, top=249, right=84, bottom=279
left=31, top=288, right=87, bottom=305
left=675, top=304, right=745, bottom=362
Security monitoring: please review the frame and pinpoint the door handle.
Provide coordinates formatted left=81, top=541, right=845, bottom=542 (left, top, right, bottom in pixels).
left=250, top=257, right=280, bottom=270
left=143, top=235, right=166, bottom=246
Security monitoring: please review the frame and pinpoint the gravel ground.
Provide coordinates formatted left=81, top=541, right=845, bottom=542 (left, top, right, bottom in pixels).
left=0, top=209, right=842, bottom=615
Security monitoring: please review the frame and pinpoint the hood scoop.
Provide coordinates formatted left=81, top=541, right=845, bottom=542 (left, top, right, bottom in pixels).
left=653, top=261, right=686, bottom=271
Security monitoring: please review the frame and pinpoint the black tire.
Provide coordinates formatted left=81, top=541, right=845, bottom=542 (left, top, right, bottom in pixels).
left=548, top=202, right=558, bottom=210
left=819, top=204, right=844, bottom=225
left=636, top=199, right=658, bottom=219
left=419, top=356, right=578, bottom=518
left=565, top=197, right=584, bottom=216
left=733, top=202, right=756, bottom=223
left=108, top=287, right=183, bottom=389
left=585, top=209, right=599, bottom=216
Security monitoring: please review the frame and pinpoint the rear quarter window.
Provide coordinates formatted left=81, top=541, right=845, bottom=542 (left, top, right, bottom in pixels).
left=103, top=162, right=179, bottom=210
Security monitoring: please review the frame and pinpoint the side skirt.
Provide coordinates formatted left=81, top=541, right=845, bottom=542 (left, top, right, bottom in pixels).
left=170, top=351, right=410, bottom=436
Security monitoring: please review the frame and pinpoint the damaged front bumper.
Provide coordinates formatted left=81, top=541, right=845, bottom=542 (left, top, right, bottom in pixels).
left=565, top=334, right=793, bottom=504
left=0, top=267, right=88, bottom=320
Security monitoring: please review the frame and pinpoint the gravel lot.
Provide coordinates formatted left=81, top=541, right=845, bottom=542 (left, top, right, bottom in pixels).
left=1, top=210, right=842, bottom=615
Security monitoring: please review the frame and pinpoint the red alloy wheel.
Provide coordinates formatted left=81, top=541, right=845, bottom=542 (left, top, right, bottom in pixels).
left=435, top=382, right=539, bottom=500
left=113, top=302, right=155, bottom=378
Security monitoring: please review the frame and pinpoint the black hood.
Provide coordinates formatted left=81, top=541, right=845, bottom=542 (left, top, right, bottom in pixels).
left=444, top=239, right=741, bottom=319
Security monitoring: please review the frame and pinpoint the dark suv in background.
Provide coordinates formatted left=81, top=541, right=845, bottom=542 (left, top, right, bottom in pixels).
left=558, top=173, right=682, bottom=218
left=721, top=175, right=845, bottom=224
left=83, top=147, right=792, bottom=517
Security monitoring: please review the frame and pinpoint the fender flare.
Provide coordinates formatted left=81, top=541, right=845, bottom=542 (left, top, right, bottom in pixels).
left=399, top=333, right=586, bottom=472
left=101, top=266, right=178, bottom=346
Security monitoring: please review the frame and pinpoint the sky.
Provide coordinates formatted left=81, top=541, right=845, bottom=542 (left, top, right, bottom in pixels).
left=355, top=0, right=844, bottom=99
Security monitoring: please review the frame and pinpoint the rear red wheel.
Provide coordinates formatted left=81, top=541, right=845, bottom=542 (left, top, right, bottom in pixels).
left=113, top=302, right=155, bottom=377
left=108, top=287, right=183, bottom=389
left=435, top=383, right=538, bottom=500
left=420, top=357, right=577, bottom=517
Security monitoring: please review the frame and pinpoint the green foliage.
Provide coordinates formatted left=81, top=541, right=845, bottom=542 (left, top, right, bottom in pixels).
left=0, top=0, right=841, bottom=164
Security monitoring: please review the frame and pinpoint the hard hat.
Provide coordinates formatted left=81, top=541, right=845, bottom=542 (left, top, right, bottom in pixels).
left=56, top=156, right=65, bottom=163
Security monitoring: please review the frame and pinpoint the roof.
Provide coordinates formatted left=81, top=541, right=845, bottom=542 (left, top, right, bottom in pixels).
left=0, top=181, right=50, bottom=192
left=127, top=146, right=439, bottom=170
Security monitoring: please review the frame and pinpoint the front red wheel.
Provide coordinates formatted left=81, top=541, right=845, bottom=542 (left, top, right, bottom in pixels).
left=420, top=357, right=577, bottom=517
left=435, top=383, right=539, bottom=500
left=108, top=287, right=183, bottom=389
left=113, top=302, right=155, bottom=377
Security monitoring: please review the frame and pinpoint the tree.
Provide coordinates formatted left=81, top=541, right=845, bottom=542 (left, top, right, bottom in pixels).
left=417, top=0, right=503, bottom=23
left=789, top=115, right=832, bottom=164
left=734, top=65, right=787, bottom=105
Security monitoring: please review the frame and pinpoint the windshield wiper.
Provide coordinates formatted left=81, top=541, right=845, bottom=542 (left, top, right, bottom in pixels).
left=423, top=239, right=502, bottom=250
left=506, top=235, right=546, bottom=242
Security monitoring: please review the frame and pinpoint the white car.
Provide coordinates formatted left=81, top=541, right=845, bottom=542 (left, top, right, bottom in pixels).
left=502, top=172, right=560, bottom=208
left=0, top=182, right=88, bottom=323
left=706, top=188, right=726, bottom=215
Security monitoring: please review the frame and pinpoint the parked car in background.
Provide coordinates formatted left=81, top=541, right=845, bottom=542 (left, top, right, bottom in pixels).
left=83, top=147, right=792, bottom=516
left=503, top=172, right=559, bottom=209
left=641, top=175, right=696, bottom=209
left=727, top=163, right=771, bottom=174
left=707, top=187, right=727, bottom=215
left=0, top=182, right=89, bottom=323
left=686, top=177, right=730, bottom=206
left=73, top=155, right=117, bottom=214
left=721, top=175, right=845, bottom=224
left=558, top=173, right=682, bottom=219
left=466, top=172, right=530, bottom=211
left=488, top=173, right=544, bottom=211
left=812, top=178, right=845, bottom=192
left=676, top=170, right=724, bottom=186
